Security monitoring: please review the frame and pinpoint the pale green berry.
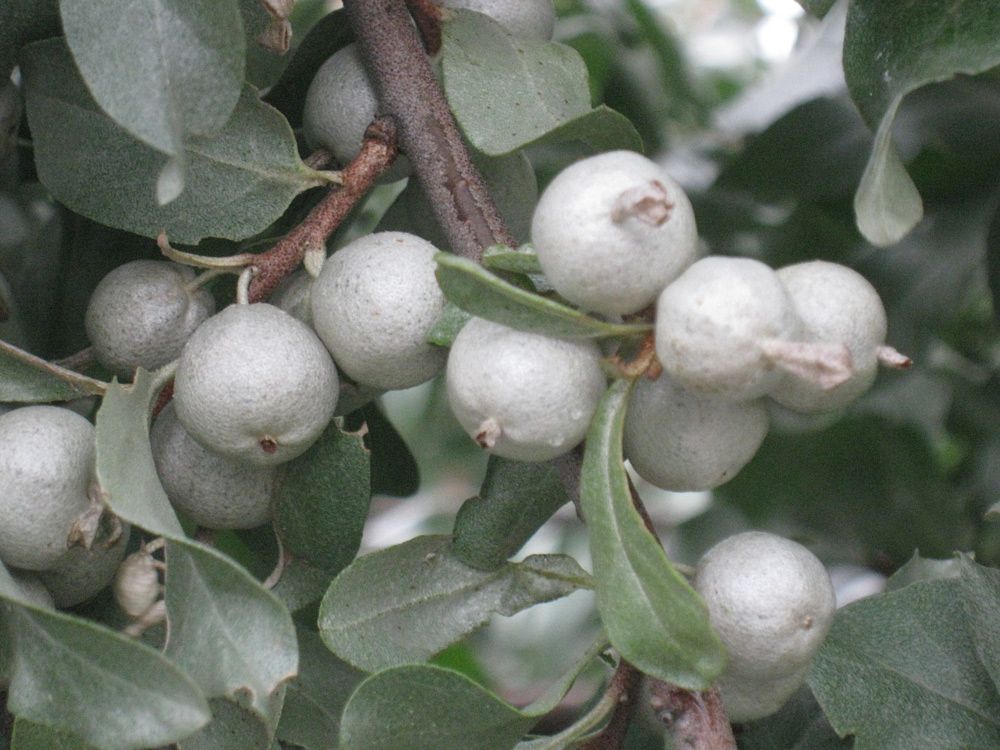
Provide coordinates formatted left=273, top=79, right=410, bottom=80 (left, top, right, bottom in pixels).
left=692, top=531, right=836, bottom=722
left=446, top=317, right=607, bottom=462
left=173, top=303, right=339, bottom=466
left=311, top=232, right=447, bottom=391
left=38, top=523, right=131, bottom=608
left=436, top=0, right=556, bottom=40
left=531, top=150, right=698, bottom=316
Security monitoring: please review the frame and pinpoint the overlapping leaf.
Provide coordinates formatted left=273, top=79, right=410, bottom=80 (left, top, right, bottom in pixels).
left=0, top=339, right=107, bottom=402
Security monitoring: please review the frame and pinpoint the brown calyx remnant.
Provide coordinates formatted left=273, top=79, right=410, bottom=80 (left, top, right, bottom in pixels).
left=611, top=181, right=674, bottom=227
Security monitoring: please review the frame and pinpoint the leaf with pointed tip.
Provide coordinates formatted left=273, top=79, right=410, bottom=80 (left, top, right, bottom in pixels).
left=0, top=339, right=107, bottom=402
left=318, top=535, right=590, bottom=673
left=580, top=378, right=725, bottom=690
left=435, top=254, right=652, bottom=339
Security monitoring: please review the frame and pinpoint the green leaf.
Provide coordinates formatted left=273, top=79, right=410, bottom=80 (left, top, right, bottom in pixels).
left=338, top=665, right=536, bottom=750
left=318, top=535, right=590, bottom=673
left=426, top=302, right=473, bottom=348
left=0, top=339, right=107, bottom=402
left=21, top=38, right=326, bottom=244
left=11, top=719, right=98, bottom=750
left=95, top=368, right=185, bottom=538
left=274, top=418, right=371, bottom=573
left=885, top=551, right=962, bottom=592
left=810, top=563, right=1000, bottom=749
left=0, top=0, right=59, bottom=78
left=441, top=11, right=641, bottom=156
left=795, top=0, right=837, bottom=17
left=355, top=401, right=421, bottom=498
left=0, top=565, right=211, bottom=750
left=60, top=0, right=245, bottom=164
left=435, top=253, right=652, bottom=339
left=266, top=556, right=334, bottom=614
left=844, top=0, right=1000, bottom=244
left=276, top=627, right=367, bottom=750
left=482, top=244, right=543, bottom=275
left=163, top=540, right=298, bottom=719
left=452, top=455, right=569, bottom=571
left=733, top=684, right=852, bottom=750
left=177, top=697, right=273, bottom=750
left=579, top=378, right=725, bottom=690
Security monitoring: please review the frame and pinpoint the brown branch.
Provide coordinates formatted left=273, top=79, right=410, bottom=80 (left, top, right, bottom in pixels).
left=404, top=0, right=443, bottom=55
left=247, top=116, right=399, bottom=303
left=343, top=0, right=515, bottom=261
left=578, top=660, right=642, bottom=750
left=648, top=682, right=737, bottom=750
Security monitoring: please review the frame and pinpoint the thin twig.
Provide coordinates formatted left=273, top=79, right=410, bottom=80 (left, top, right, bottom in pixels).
left=578, top=660, right=642, bottom=750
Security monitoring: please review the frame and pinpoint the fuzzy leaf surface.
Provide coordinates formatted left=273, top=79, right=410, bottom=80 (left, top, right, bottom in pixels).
left=810, top=559, right=1000, bottom=749
left=274, top=418, right=371, bottom=573
left=580, top=378, right=725, bottom=690
left=441, top=11, right=641, bottom=155
left=11, top=719, right=99, bottom=750
left=844, top=0, right=1000, bottom=244
left=21, top=38, right=325, bottom=243
left=0, top=339, right=107, bottom=402
left=318, top=535, right=590, bottom=673
left=435, top=253, right=651, bottom=339
left=177, top=697, right=275, bottom=750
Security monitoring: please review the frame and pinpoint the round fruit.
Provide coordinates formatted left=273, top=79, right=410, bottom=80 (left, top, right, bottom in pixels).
left=446, top=317, right=607, bottom=462
left=151, top=402, right=277, bottom=529
left=38, top=523, right=131, bottom=608
left=9, top=570, right=55, bottom=609
left=435, top=0, right=556, bottom=40
left=173, top=303, right=339, bottom=466
left=302, top=43, right=410, bottom=180
left=311, top=232, right=448, bottom=391
left=771, top=261, right=904, bottom=413
left=692, top=531, right=836, bottom=722
left=0, top=406, right=96, bottom=570
left=85, top=259, right=215, bottom=378
left=655, top=256, right=805, bottom=401
left=530, top=150, right=698, bottom=316
left=269, top=269, right=314, bottom=326
left=623, top=375, right=769, bottom=492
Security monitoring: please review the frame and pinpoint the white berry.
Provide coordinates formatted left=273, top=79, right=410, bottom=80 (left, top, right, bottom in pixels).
left=311, top=232, right=448, bottom=391
left=692, top=531, right=836, bottom=722
left=151, top=402, right=277, bottom=529
left=85, top=260, right=215, bottom=378
left=435, top=0, right=556, bottom=40
left=173, top=303, right=339, bottom=466
left=530, top=150, right=698, bottom=316
left=446, top=317, right=607, bottom=462
left=623, top=375, right=769, bottom=492
left=0, top=406, right=96, bottom=570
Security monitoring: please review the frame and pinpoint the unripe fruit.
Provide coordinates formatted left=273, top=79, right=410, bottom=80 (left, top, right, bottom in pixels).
left=446, top=317, right=607, bottom=462
left=692, top=531, right=836, bottom=722
left=173, top=303, right=339, bottom=466
left=151, top=402, right=277, bottom=529
left=623, top=375, right=769, bottom=492
left=0, top=406, right=96, bottom=570
left=530, top=150, right=698, bottom=316
left=771, top=261, right=908, bottom=413
left=302, top=43, right=410, bottom=181
left=311, top=232, right=448, bottom=391
left=85, top=260, right=215, bottom=378
left=435, top=0, right=557, bottom=40
left=38, top=523, right=131, bottom=608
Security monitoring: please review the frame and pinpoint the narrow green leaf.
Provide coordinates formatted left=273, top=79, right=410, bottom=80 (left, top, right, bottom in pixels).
left=0, top=339, right=107, bottom=402
left=95, top=368, right=185, bottom=538
left=580, top=378, right=725, bottom=690
left=435, top=253, right=652, bottom=339
left=426, top=302, right=472, bottom=347
left=319, top=536, right=589, bottom=673
left=339, top=665, right=535, bottom=750
left=163, top=540, right=298, bottom=719
left=22, top=38, right=326, bottom=244
left=482, top=244, right=543, bottom=275
left=441, top=11, right=641, bottom=156
left=274, top=418, right=371, bottom=573
left=452, top=455, right=569, bottom=571
left=60, top=0, right=245, bottom=159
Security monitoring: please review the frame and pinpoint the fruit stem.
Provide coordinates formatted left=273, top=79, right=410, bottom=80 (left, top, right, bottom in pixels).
left=577, top=659, right=642, bottom=750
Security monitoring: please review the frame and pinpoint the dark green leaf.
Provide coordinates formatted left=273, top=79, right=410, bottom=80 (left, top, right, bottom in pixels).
left=22, top=38, right=327, bottom=244
left=435, top=253, right=651, bottom=339
left=452, top=455, right=569, bottom=571
left=426, top=302, right=472, bottom=347
left=163, top=540, right=298, bottom=719
left=956, top=556, right=1000, bottom=690
left=266, top=555, right=333, bottom=614
left=177, top=696, right=276, bottom=750
left=441, top=11, right=641, bottom=156
left=885, top=551, right=962, bottom=592
left=356, top=401, right=421, bottom=498
left=60, top=0, right=245, bottom=163
left=0, top=339, right=107, bottom=402
left=318, top=535, right=590, bottom=673
left=844, top=0, right=1000, bottom=244
left=482, top=245, right=543, bottom=275
left=734, top=685, right=852, bottom=750
left=810, top=571, right=1000, bottom=749
left=274, top=418, right=371, bottom=573
left=339, top=665, right=535, bottom=750
left=987, top=200, right=1000, bottom=328
left=10, top=719, right=97, bottom=750
left=580, top=378, right=725, bottom=690
left=0, top=0, right=58, bottom=78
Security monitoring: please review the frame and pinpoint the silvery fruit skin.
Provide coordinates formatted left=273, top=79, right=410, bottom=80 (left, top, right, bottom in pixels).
left=173, top=303, right=339, bottom=466
left=692, top=531, right=836, bottom=722
left=311, top=232, right=447, bottom=391
left=0, top=405, right=96, bottom=570
left=85, top=259, right=215, bottom=378
left=39, top=523, right=131, bottom=608
left=446, top=317, right=607, bottom=462
left=531, top=150, right=698, bottom=316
